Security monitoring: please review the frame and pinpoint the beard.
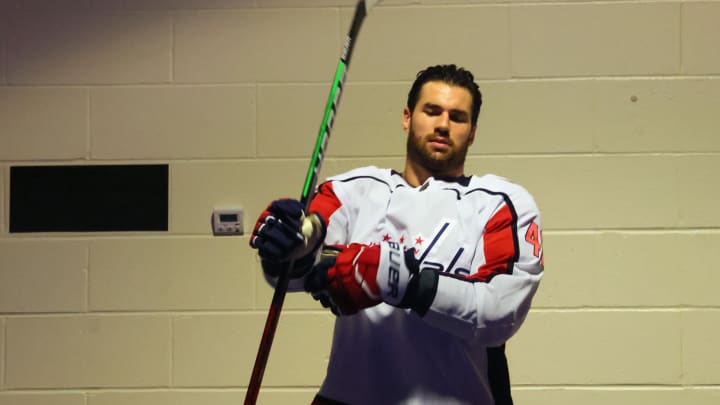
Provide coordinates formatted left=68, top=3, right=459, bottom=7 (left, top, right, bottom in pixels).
left=406, top=126, right=471, bottom=176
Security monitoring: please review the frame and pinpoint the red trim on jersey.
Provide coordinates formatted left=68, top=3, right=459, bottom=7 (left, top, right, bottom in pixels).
left=308, top=182, right=342, bottom=226
left=470, top=204, right=517, bottom=282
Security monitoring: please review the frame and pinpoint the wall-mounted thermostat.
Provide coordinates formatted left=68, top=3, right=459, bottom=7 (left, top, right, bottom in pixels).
left=211, top=207, right=244, bottom=236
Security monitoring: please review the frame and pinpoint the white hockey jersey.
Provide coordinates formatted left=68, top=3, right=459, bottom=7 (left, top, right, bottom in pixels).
left=293, top=166, right=544, bottom=405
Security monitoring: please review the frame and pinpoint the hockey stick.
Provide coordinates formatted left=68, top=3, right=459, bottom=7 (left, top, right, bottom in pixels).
left=244, top=1, right=379, bottom=404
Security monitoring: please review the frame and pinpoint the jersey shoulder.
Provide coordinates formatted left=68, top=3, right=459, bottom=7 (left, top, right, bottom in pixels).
left=324, top=166, right=398, bottom=191
left=469, top=174, right=541, bottom=216
left=469, top=174, right=533, bottom=196
left=326, top=165, right=391, bottom=182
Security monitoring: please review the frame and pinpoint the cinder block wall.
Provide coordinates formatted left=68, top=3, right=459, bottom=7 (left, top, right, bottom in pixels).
left=1, top=0, right=719, bottom=404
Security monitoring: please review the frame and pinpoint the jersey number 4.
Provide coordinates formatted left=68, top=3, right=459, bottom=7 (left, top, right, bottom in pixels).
left=525, top=222, right=543, bottom=260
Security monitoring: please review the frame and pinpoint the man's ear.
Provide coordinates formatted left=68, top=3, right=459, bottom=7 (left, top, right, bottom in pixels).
left=402, top=107, right=411, bottom=133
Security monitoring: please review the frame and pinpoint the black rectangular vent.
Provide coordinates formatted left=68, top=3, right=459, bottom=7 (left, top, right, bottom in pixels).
left=10, top=164, right=168, bottom=233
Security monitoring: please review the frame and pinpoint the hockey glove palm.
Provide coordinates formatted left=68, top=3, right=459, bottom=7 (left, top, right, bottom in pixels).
left=250, top=199, right=325, bottom=278
left=304, top=242, right=423, bottom=315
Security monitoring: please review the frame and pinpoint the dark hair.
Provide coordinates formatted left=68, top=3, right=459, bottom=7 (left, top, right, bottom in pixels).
left=406, top=64, right=482, bottom=125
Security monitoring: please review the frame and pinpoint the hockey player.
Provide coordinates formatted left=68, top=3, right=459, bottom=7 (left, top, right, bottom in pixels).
left=251, top=64, right=544, bottom=405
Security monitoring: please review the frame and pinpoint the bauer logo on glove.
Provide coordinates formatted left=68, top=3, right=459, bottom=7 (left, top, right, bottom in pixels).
left=304, top=241, right=430, bottom=316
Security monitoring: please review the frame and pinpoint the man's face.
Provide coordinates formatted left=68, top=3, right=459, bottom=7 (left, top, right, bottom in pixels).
left=403, top=81, right=476, bottom=177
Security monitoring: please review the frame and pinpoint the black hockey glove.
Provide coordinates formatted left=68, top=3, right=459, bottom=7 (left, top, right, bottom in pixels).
left=250, top=199, right=326, bottom=278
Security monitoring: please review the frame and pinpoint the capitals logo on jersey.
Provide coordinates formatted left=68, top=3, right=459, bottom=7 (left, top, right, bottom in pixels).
left=379, top=219, right=473, bottom=277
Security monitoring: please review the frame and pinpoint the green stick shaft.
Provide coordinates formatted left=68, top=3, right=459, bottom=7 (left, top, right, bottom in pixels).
left=244, top=2, right=372, bottom=404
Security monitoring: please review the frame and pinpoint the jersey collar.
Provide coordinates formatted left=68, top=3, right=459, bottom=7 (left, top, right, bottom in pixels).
left=391, top=170, right=471, bottom=187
